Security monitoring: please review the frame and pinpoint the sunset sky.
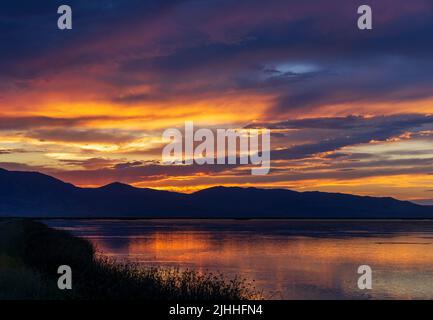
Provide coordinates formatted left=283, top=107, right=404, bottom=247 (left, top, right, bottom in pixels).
left=1, top=0, right=433, bottom=200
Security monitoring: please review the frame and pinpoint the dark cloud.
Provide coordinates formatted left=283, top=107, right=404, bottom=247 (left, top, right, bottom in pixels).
left=0, top=162, right=47, bottom=172
left=271, top=58, right=433, bottom=113
left=0, top=116, right=157, bottom=146
left=0, top=148, right=41, bottom=154
left=0, top=0, right=182, bottom=79
left=113, top=161, right=144, bottom=170
left=58, top=157, right=120, bottom=170
left=1, top=0, right=432, bottom=112
left=110, top=0, right=433, bottom=111
left=254, top=114, right=433, bottom=130
left=27, top=128, right=141, bottom=144
left=49, top=161, right=239, bottom=186
left=0, top=116, right=109, bottom=131
left=251, top=114, right=433, bottom=160
left=112, top=93, right=160, bottom=104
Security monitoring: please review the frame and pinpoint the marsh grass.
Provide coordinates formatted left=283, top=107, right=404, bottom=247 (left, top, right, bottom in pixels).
left=0, top=219, right=262, bottom=300
left=90, top=257, right=262, bottom=300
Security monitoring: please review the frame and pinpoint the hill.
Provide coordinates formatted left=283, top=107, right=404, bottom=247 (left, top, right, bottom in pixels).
left=0, top=168, right=431, bottom=218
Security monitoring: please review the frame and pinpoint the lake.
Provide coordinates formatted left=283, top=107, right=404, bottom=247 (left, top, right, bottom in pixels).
left=44, top=219, right=433, bottom=299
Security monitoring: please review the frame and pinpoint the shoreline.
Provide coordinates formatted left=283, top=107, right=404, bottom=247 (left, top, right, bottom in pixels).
left=35, top=217, right=433, bottom=221
left=0, top=219, right=260, bottom=300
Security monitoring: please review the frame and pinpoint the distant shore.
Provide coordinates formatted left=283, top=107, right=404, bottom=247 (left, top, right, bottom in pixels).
left=35, top=217, right=433, bottom=221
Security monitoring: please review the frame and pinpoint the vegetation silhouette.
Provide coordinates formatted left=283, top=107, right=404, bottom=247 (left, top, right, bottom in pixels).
left=0, top=219, right=261, bottom=300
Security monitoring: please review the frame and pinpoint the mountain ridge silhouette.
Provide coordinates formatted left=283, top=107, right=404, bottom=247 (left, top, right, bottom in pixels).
left=0, top=167, right=432, bottom=218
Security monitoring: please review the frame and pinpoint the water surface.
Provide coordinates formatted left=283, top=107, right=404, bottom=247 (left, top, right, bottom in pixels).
left=44, top=219, right=433, bottom=299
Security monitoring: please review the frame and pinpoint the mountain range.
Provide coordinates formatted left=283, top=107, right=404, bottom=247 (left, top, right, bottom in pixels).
left=0, top=167, right=432, bottom=218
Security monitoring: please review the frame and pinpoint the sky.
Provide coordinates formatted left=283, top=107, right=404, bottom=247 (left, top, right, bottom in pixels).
left=1, top=0, right=433, bottom=200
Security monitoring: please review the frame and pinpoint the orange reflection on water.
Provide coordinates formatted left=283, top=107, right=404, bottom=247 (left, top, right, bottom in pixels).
left=53, top=220, right=433, bottom=299
left=123, top=231, right=433, bottom=299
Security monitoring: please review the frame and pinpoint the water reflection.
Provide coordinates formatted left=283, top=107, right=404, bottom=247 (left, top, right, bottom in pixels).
left=44, top=219, right=433, bottom=299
